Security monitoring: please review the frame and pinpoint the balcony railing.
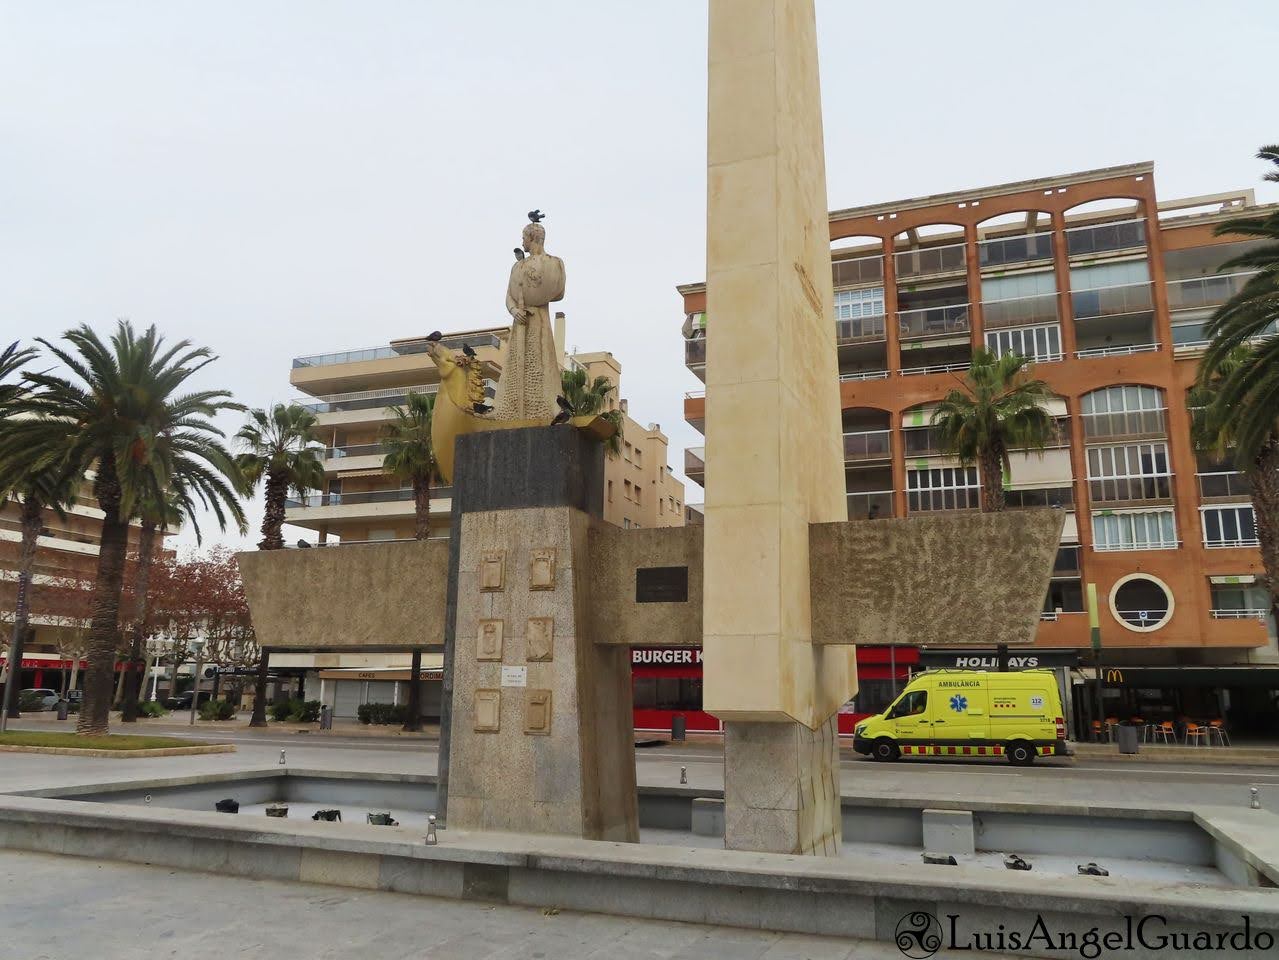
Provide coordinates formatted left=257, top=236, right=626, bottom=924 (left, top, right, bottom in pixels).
left=1088, top=475, right=1173, bottom=504
left=1205, top=536, right=1261, bottom=549
left=981, top=292, right=1059, bottom=329
left=1211, top=608, right=1269, bottom=620
left=839, top=369, right=889, bottom=382
left=1065, top=218, right=1146, bottom=258
left=1166, top=271, right=1258, bottom=312
left=847, top=490, right=893, bottom=519
left=1075, top=342, right=1160, bottom=360
left=832, top=254, right=884, bottom=288
left=325, top=442, right=391, bottom=460
left=685, top=338, right=706, bottom=366
left=843, top=430, right=891, bottom=461
left=1071, top=281, right=1154, bottom=322
left=898, top=303, right=970, bottom=340
left=900, top=360, right=971, bottom=377
left=1198, top=471, right=1252, bottom=500
left=1006, top=486, right=1075, bottom=509
left=1081, top=408, right=1167, bottom=440
left=979, top=232, right=1054, bottom=269
left=1115, top=609, right=1168, bottom=628
left=894, top=242, right=967, bottom=281
left=286, top=486, right=454, bottom=508
left=293, top=334, right=501, bottom=368
left=296, top=384, right=443, bottom=415
left=836, top=314, right=886, bottom=344
left=902, top=427, right=942, bottom=457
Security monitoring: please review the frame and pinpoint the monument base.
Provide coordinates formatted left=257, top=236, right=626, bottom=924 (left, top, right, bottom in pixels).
left=723, top=716, right=840, bottom=855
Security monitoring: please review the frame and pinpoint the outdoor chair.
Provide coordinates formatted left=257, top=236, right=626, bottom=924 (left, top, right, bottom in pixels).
left=1184, top=723, right=1209, bottom=747
left=1130, top=717, right=1146, bottom=741
left=1208, top=720, right=1231, bottom=746
left=1091, top=720, right=1109, bottom=743
left=1151, top=721, right=1175, bottom=745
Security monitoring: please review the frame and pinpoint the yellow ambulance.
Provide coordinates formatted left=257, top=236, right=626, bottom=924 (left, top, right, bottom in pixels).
left=852, top=669, right=1071, bottom=765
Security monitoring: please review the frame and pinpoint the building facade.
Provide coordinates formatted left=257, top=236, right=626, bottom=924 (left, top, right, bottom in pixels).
left=679, top=162, right=1279, bottom=738
left=277, top=325, right=686, bottom=718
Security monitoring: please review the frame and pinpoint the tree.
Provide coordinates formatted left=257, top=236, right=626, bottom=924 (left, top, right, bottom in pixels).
left=1199, top=145, right=1279, bottom=464
left=560, top=366, right=624, bottom=456
left=1, top=322, right=241, bottom=735
left=931, top=349, right=1058, bottom=513
left=1191, top=346, right=1279, bottom=621
left=382, top=391, right=438, bottom=541
left=236, top=403, right=323, bottom=726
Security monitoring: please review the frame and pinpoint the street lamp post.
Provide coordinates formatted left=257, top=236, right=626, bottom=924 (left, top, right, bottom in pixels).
left=188, top=639, right=206, bottom=727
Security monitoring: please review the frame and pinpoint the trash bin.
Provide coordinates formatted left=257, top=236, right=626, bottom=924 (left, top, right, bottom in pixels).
left=56, top=700, right=68, bottom=721
left=1116, top=723, right=1139, bottom=755
left=671, top=714, right=687, bottom=742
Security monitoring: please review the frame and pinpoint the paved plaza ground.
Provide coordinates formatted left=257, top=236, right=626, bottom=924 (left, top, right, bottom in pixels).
left=1, top=849, right=1015, bottom=960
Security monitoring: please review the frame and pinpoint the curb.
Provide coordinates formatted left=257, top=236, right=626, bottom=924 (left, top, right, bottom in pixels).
left=0, top=744, right=236, bottom=759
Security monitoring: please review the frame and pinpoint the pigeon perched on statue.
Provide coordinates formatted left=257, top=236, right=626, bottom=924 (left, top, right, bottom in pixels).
left=527, top=209, right=545, bottom=223
left=461, top=343, right=477, bottom=359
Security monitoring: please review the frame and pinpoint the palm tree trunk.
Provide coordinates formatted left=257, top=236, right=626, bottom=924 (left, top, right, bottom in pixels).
left=1250, top=441, right=1279, bottom=622
left=979, top=444, right=1007, bottom=513
left=403, top=648, right=423, bottom=732
left=120, top=520, right=158, bottom=723
left=249, top=649, right=270, bottom=727
left=414, top=475, right=431, bottom=541
left=1, top=497, right=43, bottom=729
left=77, top=457, right=129, bottom=737
left=259, top=469, right=289, bottom=550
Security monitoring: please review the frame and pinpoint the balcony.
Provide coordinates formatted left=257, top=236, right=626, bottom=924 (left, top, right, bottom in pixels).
left=286, top=486, right=453, bottom=509
left=326, top=442, right=390, bottom=460
left=1053, top=544, right=1082, bottom=577
left=895, top=242, right=966, bottom=281
left=843, top=430, right=891, bottom=462
left=832, top=254, right=883, bottom=288
left=298, top=384, right=440, bottom=416
left=839, top=368, right=888, bottom=382
left=898, top=303, right=970, bottom=341
left=293, top=334, right=501, bottom=369
left=981, top=292, right=1059, bottom=330
left=900, top=360, right=971, bottom=377
left=1070, top=281, right=1153, bottom=322
left=685, top=338, right=706, bottom=382
left=1088, top=475, right=1173, bottom=505
left=684, top=446, right=705, bottom=486
left=1198, top=471, right=1252, bottom=501
left=1080, top=408, right=1167, bottom=441
left=836, top=314, right=886, bottom=345
left=1211, top=608, right=1269, bottom=621
left=1065, top=219, right=1146, bottom=258
left=902, top=427, right=941, bottom=457
left=1005, top=486, right=1074, bottom=509
left=978, top=232, right=1054, bottom=270
left=847, top=490, right=893, bottom=520
left=1166, top=271, right=1257, bottom=313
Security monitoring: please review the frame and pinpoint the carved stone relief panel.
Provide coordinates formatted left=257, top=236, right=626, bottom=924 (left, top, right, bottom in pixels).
left=477, top=619, right=504, bottom=661
left=526, top=617, right=554, bottom=662
left=480, top=550, right=506, bottom=592
left=474, top=689, right=501, bottom=732
left=525, top=689, right=552, bottom=735
left=529, top=548, right=556, bottom=591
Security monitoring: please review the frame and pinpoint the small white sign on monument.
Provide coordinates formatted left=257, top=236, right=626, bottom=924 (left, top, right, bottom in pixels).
left=500, top=665, right=528, bottom=688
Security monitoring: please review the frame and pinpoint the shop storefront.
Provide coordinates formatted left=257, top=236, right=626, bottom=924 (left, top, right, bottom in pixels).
left=630, top=646, right=919, bottom=735
left=317, top=659, right=445, bottom=720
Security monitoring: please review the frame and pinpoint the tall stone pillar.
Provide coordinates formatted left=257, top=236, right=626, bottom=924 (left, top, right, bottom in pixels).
left=703, top=0, right=855, bottom=855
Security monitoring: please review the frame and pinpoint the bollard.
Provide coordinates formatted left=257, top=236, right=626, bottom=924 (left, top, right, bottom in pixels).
left=1251, top=786, right=1261, bottom=810
left=425, top=814, right=438, bottom=845
left=279, top=749, right=286, bottom=766
left=680, top=766, right=687, bottom=785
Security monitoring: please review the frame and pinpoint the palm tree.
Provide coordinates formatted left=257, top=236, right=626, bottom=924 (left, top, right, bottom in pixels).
left=560, top=365, right=624, bottom=456
left=382, top=391, right=438, bottom=541
left=236, top=404, right=324, bottom=550
left=0, top=342, right=35, bottom=407
left=931, top=349, right=1058, bottom=512
left=1200, top=145, right=1279, bottom=463
left=236, top=403, right=324, bottom=726
left=120, top=473, right=247, bottom=723
left=1, top=322, right=241, bottom=736
left=1191, top=346, right=1279, bottom=621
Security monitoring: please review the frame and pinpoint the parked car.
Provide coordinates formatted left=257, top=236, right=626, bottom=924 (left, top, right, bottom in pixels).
left=164, top=690, right=214, bottom=711
left=66, top=690, right=82, bottom=706
left=19, top=688, right=60, bottom=711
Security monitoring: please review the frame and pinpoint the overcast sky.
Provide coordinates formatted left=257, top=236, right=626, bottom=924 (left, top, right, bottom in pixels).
left=2, top=1, right=1276, bottom=551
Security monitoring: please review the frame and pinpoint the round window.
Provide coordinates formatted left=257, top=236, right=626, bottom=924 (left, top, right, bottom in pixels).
left=1108, top=574, right=1174, bottom=632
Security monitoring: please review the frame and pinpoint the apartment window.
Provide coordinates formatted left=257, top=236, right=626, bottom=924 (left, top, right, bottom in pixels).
left=835, top=287, right=885, bottom=320
left=1069, top=259, right=1150, bottom=291
left=907, top=466, right=980, bottom=512
left=635, top=447, right=642, bottom=467
left=1080, top=385, right=1166, bottom=439
left=1202, top=506, right=1258, bottom=548
left=634, top=486, right=642, bottom=506
left=985, top=325, right=1062, bottom=363
left=623, top=518, right=631, bottom=529
left=1086, top=443, right=1171, bottom=502
left=624, top=479, right=632, bottom=500
left=624, top=442, right=633, bottom=461
left=1091, top=510, right=1177, bottom=551
left=607, top=480, right=613, bottom=503
left=1044, top=579, right=1085, bottom=614
left=658, top=497, right=664, bottom=515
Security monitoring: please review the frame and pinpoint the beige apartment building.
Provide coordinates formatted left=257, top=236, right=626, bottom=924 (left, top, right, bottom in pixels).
left=276, top=324, right=685, bottom=717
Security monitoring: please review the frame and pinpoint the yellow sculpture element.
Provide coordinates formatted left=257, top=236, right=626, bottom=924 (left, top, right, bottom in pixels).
left=427, top=341, right=616, bottom=483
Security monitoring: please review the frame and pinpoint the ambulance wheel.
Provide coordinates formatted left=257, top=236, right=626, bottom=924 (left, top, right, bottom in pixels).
left=872, top=739, right=900, bottom=762
left=1006, top=741, right=1035, bottom=766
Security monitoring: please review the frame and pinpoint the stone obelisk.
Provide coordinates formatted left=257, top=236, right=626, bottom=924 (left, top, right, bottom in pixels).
left=702, top=0, right=855, bottom=855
